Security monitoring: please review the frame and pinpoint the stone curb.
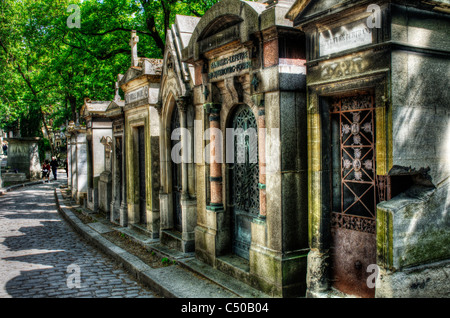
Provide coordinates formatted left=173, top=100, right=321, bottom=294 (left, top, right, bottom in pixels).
left=54, top=188, right=179, bottom=298
left=0, top=180, right=46, bottom=196
left=53, top=187, right=270, bottom=299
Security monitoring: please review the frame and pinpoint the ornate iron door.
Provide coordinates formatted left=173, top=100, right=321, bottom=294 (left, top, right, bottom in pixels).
left=330, top=93, right=377, bottom=298
left=229, top=105, right=259, bottom=260
left=171, top=105, right=182, bottom=232
left=138, top=126, right=146, bottom=225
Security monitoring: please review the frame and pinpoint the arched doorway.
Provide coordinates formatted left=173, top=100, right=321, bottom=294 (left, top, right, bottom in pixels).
left=170, top=103, right=182, bottom=232
left=228, top=104, right=259, bottom=260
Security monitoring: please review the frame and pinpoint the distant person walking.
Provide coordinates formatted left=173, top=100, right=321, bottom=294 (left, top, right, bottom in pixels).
left=64, top=158, right=68, bottom=177
left=2, top=143, right=7, bottom=156
left=50, top=156, right=58, bottom=180
left=42, top=160, right=50, bottom=182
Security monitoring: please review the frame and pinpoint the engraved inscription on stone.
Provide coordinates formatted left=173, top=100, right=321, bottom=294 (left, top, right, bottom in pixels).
left=10, top=144, right=28, bottom=157
left=208, top=48, right=251, bottom=81
left=125, top=86, right=149, bottom=104
left=319, top=19, right=373, bottom=56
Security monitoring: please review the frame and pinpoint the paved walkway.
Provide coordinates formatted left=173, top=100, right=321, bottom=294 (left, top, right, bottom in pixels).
left=0, top=170, right=157, bottom=298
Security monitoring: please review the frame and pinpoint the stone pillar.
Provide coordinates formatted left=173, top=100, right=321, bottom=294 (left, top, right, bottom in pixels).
left=119, top=136, right=128, bottom=227
left=71, top=135, right=78, bottom=200
left=75, top=130, right=88, bottom=204
left=177, top=98, right=189, bottom=200
left=208, top=104, right=223, bottom=211
left=66, top=135, right=72, bottom=189
left=257, top=101, right=267, bottom=218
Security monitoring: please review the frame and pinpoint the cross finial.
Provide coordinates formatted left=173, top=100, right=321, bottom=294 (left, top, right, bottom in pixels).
left=129, top=30, right=139, bottom=67
left=114, top=81, right=121, bottom=101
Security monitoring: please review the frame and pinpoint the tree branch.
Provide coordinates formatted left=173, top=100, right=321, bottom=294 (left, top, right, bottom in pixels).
left=60, top=35, right=129, bottom=61
left=79, top=27, right=152, bottom=37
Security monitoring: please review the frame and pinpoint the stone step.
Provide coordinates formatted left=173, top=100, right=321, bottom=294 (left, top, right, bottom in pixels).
left=114, top=226, right=266, bottom=297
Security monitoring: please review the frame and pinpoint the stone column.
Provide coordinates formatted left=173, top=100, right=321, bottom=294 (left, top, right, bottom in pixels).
left=75, top=130, right=88, bottom=204
left=71, top=134, right=78, bottom=200
left=257, top=101, right=267, bottom=218
left=66, top=136, right=72, bottom=189
left=208, top=103, right=223, bottom=211
left=110, top=136, right=117, bottom=222
left=119, top=136, right=128, bottom=227
left=177, top=98, right=189, bottom=200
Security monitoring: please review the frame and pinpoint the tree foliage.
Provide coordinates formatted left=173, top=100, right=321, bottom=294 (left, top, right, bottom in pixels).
left=0, top=0, right=222, bottom=139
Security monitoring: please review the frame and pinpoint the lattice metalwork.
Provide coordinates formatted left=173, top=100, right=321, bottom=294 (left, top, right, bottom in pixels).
left=230, top=105, right=259, bottom=215
left=331, top=94, right=377, bottom=233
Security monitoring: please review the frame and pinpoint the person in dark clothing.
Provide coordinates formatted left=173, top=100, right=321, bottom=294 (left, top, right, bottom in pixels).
left=64, top=158, right=68, bottom=177
left=50, top=156, right=58, bottom=180
left=42, top=160, right=50, bottom=182
left=2, top=143, right=7, bottom=155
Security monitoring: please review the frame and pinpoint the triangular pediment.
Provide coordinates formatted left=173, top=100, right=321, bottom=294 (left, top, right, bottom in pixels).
left=105, top=99, right=124, bottom=113
left=288, top=0, right=349, bottom=23
left=119, top=67, right=143, bottom=86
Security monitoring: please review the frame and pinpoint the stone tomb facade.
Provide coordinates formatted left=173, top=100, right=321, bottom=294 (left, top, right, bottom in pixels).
left=158, top=15, right=200, bottom=253
left=105, top=76, right=127, bottom=226
left=5, top=137, right=41, bottom=180
left=119, top=31, right=162, bottom=238
left=287, top=0, right=450, bottom=298
left=81, top=98, right=112, bottom=213
left=66, top=123, right=88, bottom=204
left=182, top=0, right=309, bottom=297
left=99, top=135, right=113, bottom=215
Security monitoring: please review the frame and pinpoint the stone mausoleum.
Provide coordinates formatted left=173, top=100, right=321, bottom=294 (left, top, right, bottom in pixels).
left=286, top=0, right=450, bottom=298
left=182, top=0, right=309, bottom=297
left=81, top=98, right=113, bottom=213
left=157, top=14, right=200, bottom=253
left=105, top=75, right=127, bottom=226
left=66, top=121, right=88, bottom=204
left=119, top=31, right=162, bottom=238
left=66, top=0, right=450, bottom=298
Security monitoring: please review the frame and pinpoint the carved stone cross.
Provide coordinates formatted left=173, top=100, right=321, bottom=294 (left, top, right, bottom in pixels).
left=114, top=74, right=121, bottom=101
left=129, top=30, right=139, bottom=67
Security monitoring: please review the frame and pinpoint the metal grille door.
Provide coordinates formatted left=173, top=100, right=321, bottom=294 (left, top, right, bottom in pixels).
left=330, top=93, right=377, bottom=298
left=229, top=105, right=259, bottom=260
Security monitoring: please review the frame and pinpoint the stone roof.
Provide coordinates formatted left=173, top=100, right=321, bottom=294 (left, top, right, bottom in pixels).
left=81, top=98, right=110, bottom=118
left=183, top=0, right=295, bottom=62
left=286, top=0, right=450, bottom=21
left=119, top=58, right=163, bottom=87
left=160, top=14, right=200, bottom=101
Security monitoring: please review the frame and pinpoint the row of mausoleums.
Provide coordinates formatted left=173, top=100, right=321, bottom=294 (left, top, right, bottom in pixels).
left=66, top=0, right=450, bottom=298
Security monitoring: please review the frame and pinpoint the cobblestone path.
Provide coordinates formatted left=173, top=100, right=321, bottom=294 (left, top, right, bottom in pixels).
left=0, top=172, right=157, bottom=298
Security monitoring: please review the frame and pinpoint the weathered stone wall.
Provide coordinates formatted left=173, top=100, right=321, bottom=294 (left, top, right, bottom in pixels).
left=375, top=4, right=450, bottom=297
left=376, top=258, right=450, bottom=298
left=388, top=4, right=450, bottom=262
left=6, top=138, right=41, bottom=180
